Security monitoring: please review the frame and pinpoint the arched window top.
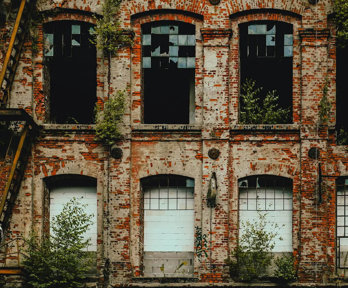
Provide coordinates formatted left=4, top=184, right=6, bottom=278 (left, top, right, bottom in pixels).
left=141, top=174, right=194, bottom=188
left=45, top=174, right=97, bottom=189
left=238, top=175, right=292, bottom=189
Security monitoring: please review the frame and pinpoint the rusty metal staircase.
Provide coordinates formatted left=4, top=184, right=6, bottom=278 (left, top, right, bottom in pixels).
left=0, top=0, right=37, bottom=107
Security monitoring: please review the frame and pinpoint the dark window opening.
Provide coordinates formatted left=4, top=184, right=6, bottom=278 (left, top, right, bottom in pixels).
left=142, top=22, right=195, bottom=124
left=336, top=46, right=348, bottom=142
left=336, top=177, right=348, bottom=270
left=240, top=22, right=293, bottom=123
left=44, top=21, right=96, bottom=124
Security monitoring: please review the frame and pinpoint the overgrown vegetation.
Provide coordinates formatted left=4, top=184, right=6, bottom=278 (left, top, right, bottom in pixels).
left=95, top=90, right=126, bottom=145
left=334, top=0, right=348, bottom=48
left=22, top=198, right=94, bottom=288
left=240, top=79, right=290, bottom=124
left=91, top=0, right=132, bottom=55
left=274, top=254, right=297, bottom=283
left=226, top=212, right=296, bottom=283
left=319, top=78, right=331, bottom=125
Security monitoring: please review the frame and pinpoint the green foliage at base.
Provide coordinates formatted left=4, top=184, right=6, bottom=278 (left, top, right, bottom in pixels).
left=226, top=212, right=277, bottom=282
left=95, top=90, right=126, bottom=146
left=274, top=254, right=297, bottom=283
left=22, top=198, right=94, bottom=288
left=240, top=79, right=290, bottom=124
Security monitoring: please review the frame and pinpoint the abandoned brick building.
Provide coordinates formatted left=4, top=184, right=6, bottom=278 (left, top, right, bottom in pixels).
left=0, top=0, right=348, bottom=286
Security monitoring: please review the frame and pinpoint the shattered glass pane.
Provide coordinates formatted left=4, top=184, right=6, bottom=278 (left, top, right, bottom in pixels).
left=160, top=25, right=170, bottom=34
left=143, top=57, right=151, bottom=68
left=187, top=35, right=196, bottom=46
left=72, top=35, right=80, bottom=46
left=169, top=25, right=179, bottom=34
left=169, top=57, right=178, bottom=67
left=178, top=35, right=188, bottom=46
left=169, top=46, right=178, bottom=56
left=248, top=24, right=266, bottom=35
left=44, top=33, right=54, bottom=56
left=142, top=34, right=151, bottom=45
left=178, top=57, right=187, bottom=68
left=169, top=35, right=178, bottom=46
left=284, top=45, right=293, bottom=57
left=266, top=34, right=275, bottom=46
left=187, top=57, right=195, bottom=68
left=151, top=26, right=160, bottom=34
left=72, top=24, right=80, bottom=34
left=266, top=24, right=276, bottom=35
left=284, top=34, right=293, bottom=45
left=151, top=46, right=160, bottom=56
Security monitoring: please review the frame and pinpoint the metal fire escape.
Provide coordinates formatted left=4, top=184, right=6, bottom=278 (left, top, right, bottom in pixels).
left=0, top=0, right=38, bottom=274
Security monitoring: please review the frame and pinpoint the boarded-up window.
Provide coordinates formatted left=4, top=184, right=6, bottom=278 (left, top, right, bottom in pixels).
left=238, top=175, right=293, bottom=252
left=49, top=179, right=97, bottom=251
left=142, top=175, right=194, bottom=277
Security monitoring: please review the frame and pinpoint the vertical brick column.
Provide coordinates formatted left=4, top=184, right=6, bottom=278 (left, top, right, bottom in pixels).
left=200, top=28, right=231, bottom=282
left=298, top=28, right=334, bottom=282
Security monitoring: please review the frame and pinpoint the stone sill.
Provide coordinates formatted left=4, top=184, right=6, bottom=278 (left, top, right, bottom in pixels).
left=231, top=124, right=300, bottom=131
left=42, top=124, right=96, bottom=131
left=132, top=124, right=202, bottom=133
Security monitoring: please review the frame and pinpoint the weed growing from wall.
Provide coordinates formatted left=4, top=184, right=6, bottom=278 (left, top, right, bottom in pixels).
left=319, top=79, right=331, bottom=125
left=95, top=90, right=126, bottom=145
left=91, top=0, right=132, bottom=56
left=240, top=79, right=290, bottom=124
left=274, top=254, right=297, bottom=283
left=22, top=198, right=94, bottom=288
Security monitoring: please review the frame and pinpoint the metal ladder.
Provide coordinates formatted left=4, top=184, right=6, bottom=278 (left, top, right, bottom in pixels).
left=0, top=0, right=37, bottom=107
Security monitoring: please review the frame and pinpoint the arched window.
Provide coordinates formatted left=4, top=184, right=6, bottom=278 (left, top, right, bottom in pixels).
left=44, top=21, right=96, bottom=124
left=142, top=21, right=196, bottom=124
left=142, top=175, right=194, bottom=277
left=239, top=21, right=293, bottom=123
left=238, top=175, right=293, bottom=252
left=46, top=175, right=97, bottom=251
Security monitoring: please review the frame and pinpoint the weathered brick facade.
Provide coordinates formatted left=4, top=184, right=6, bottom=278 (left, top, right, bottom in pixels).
left=0, top=0, right=347, bottom=287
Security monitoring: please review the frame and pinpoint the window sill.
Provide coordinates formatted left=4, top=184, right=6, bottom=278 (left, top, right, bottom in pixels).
left=231, top=123, right=300, bottom=131
left=132, top=124, right=202, bottom=132
left=42, top=124, right=96, bottom=131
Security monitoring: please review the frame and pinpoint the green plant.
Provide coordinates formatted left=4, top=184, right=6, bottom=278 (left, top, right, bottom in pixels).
left=95, top=90, right=126, bottom=145
left=337, top=128, right=348, bottom=145
left=319, top=79, right=331, bottom=125
left=274, top=254, right=297, bottom=283
left=334, top=0, right=348, bottom=48
left=22, top=198, right=94, bottom=288
left=226, top=212, right=279, bottom=282
left=240, top=79, right=290, bottom=124
left=91, top=0, right=132, bottom=55
left=195, top=226, right=208, bottom=262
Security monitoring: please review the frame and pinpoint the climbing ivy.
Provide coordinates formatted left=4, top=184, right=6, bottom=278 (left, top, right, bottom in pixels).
left=319, top=79, right=331, bottom=125
left=91, top=0, right=132, bottom=55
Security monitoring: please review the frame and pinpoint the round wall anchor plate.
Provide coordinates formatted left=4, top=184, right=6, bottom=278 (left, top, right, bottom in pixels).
left=208, top=148, right=221, bottom=160
left=308, top=0, right=319, bottom=4
left=209, top=0, right=221, bottom=5
left=110, top=146, right=123, bottom=159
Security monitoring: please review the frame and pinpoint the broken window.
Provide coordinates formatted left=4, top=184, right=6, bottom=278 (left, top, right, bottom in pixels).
left=336, top=46, right=348, bottom=140
left=142, top=22, right=195, bottom=124
left=336, top=178, right=348, bottom=270
left=240, top=22, right=293, bottom=123
left=48, top=176, right=97, bottom=252
left=238, top=175, right=293, bottom=252
left=142, top=175, right=194, bottom=277
left=44, top=21, right=96, bottom=124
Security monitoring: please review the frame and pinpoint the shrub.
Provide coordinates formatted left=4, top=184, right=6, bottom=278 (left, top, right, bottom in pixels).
left=274, top=254, right=297, bottom=283
left=240, top=79, right=290, bottom=124
left=226, top=212, right=279, bottom=282
left=22, top=198, right=94, bottom=288
left=95, top=90, right=126, bottom=145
